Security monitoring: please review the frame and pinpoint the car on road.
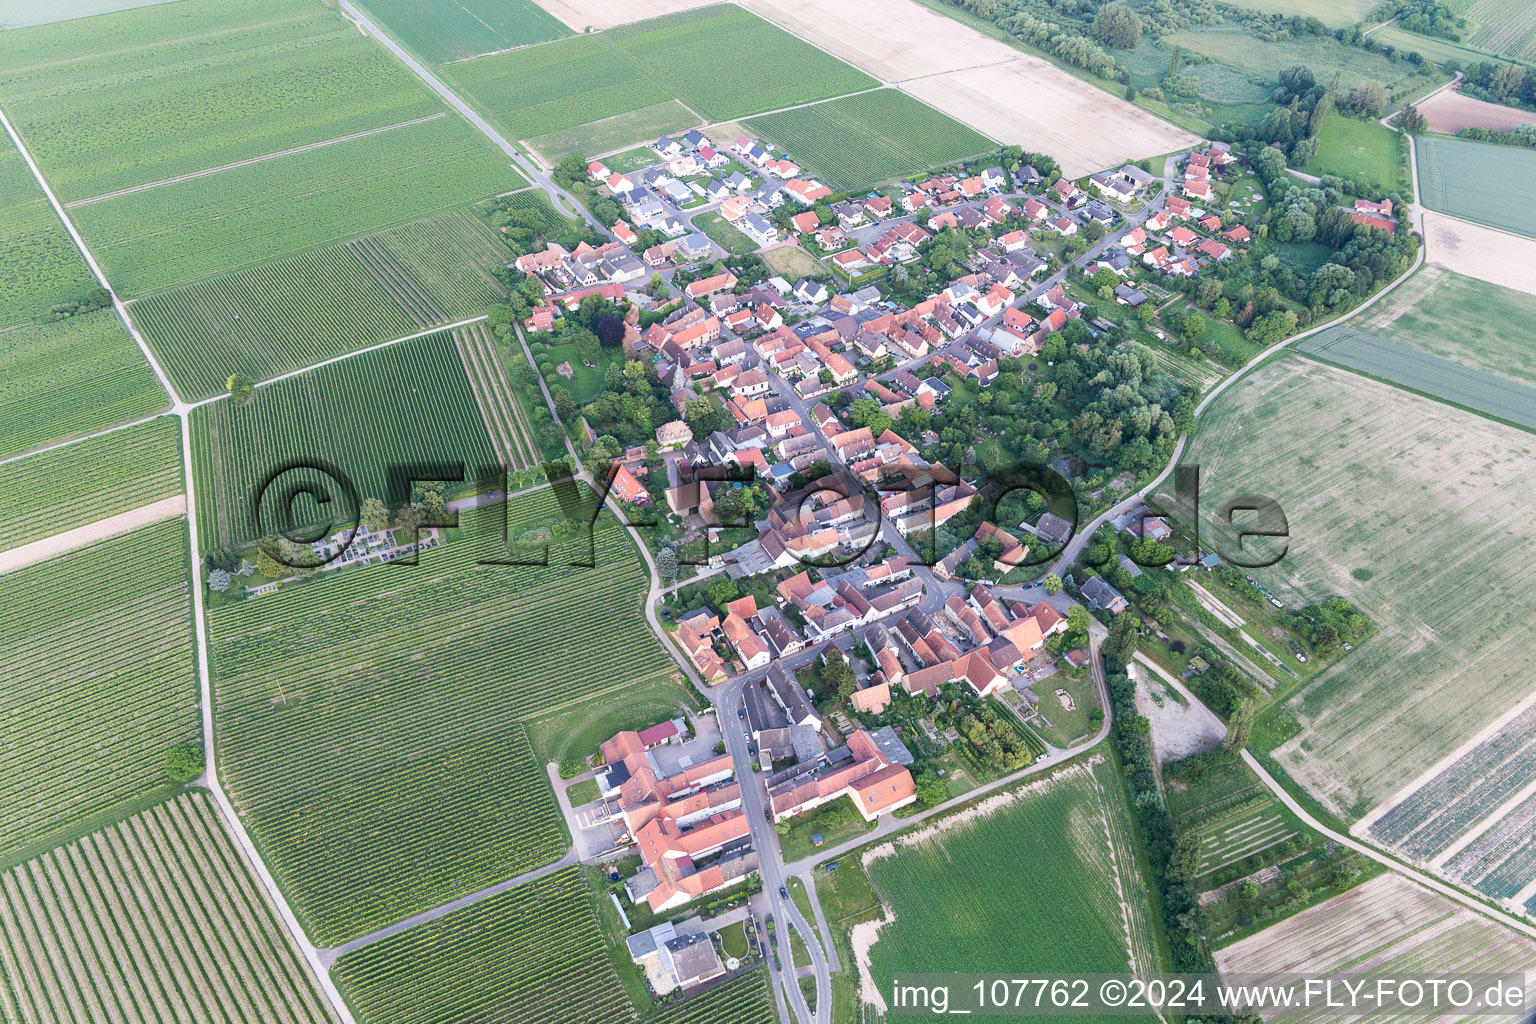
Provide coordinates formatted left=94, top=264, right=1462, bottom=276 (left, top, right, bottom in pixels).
left=747, top=744, right=755, bottom=756
left=779, top=886, right=789, bottom=899
left=738, top=708, right=745, bottom=718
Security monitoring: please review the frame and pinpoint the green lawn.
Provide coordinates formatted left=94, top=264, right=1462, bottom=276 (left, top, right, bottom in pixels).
left=716, top=920, right=749, bottom=959
left=695, top=212, right=758, bottom=255
left=1305, top=113, right=1409, bottom=194
left=778, top=796, right=877, bottom=863
left=525, top=670, right=694, bottom=778
left=566, top=778, right=600, bottom=807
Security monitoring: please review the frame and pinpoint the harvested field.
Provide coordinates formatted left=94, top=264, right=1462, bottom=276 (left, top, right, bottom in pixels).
left=1423, top=212, right=1536, bottom=297
left=531, top=0, right=718, bottom=31
left=1346, top=266, right=1536, bottom=388
left=1176, top=356, right=1536, bottom=818
left=1417, top=87, right=1536, bottom=134
left=740, top=0, right=1197, bottom=176
left=1215, top=874, right=1536, bottom=1017
left=1298, top=326, right=1536, bottom=430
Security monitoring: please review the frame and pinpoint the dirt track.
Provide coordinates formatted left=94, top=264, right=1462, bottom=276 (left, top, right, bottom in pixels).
left=0, top=496, right=185, bottom=575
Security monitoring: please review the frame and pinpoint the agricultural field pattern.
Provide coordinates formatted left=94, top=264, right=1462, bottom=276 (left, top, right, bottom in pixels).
left=6, top=0, right=1536, bottom=1020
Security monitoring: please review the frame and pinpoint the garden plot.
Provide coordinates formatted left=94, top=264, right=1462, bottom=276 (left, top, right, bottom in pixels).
left=1216, top=874, right=1536, bottom=1017
left=1197, top=811, right=1296, bottom=876
left=1177, top=356, right=1536, bottom=819
left=1423, top=212, right=1536, bottom=298
left=1443, top=791, right=1536, bottom=901
left=0, top=792, right=336, bottom=1023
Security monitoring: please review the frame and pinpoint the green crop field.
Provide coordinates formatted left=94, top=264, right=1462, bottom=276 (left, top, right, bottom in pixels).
left=0, top=144, right=98, bottom=327
left=0, top=417, right=180, bottom=552
left=447, top=6, right=875, bottom=157
left=209, top=488, right=670, bottom=943
left=134, top=206, right=509, bottom=399
left=0, top=519, right=197, bottom=855
left=1305, top=113, right=1409, bottom=194
left=0, top=0, right=444, bottom=202
left=862, top=760, right=1161, bottom=1022
left=0, top=792, right=335, bottom=1023
left=608, top=6, right=876, bottom=122
left=332, top=866, right=632, bottom=1023
left=357, top=0, right=568, bottom=64
left=0, top=312, right=168, bottom=458
left=747, top=90, right=992, bottom=191
left=190, top=332, right=496, bottom=549
left=1176, top=356, right=1536, bottom=819
left=445, top=33, right=683, bottom=146
left=73, top=115, right=521, bottom=296
left=1417, top=135, right=1536, bottom=240
left=1371, top=24, right=1514, bottom=66
left=655, top=969, right=777, bottom=1024
left=1466, top=0, right=1536, bottom=61
left=1300, top=325, right=1536, bottom=429
left=1351, top=267, right=1536, bottom=389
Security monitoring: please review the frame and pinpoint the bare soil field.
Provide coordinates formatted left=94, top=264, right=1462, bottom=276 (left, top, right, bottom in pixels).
left=1215, top=874, right=1536, bottom=1019
left=1418, top=88, right=1536, bottom=134
left=1179, top=356, right=1536, bottom=819
left=530, top=0, right=718, bottom=31
left=740, top=0, right=1198, bottom=176
left=1424, top=212, right=1536, bottom=297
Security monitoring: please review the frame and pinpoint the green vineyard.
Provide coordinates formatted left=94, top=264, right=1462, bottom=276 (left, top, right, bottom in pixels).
left=133, top=206, right=509, bottom=399
left=0, top=312, right=168, bottom=458
left=333, top=866, right=631, bottom=1024
left=210, top=493, right=669, bottom=943
left=0, top=519, right=198, bottom=855
left=0, top=145, right=97, bottom=328
left=189, top=332, right=498, bottom=550
left=657, top=969, right=778, bottom=1024
left=0, top=792, right=335, bottom=1023
left=455, top=323, right=542, bottom=471
left=0, top=416, right=181, bottom=552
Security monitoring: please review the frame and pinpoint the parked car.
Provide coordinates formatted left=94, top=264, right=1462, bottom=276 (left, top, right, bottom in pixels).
left=826, top=862, right=838, bottom=872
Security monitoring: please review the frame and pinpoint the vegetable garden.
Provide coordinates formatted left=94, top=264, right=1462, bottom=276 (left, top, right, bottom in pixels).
left=0, top=416, right=180, bottom=552
left=332, top=866, right=632, bottom=1024
left=746, top=90, right=993, bottom=192
left=0, top=792, right=336, bottom=1023
left=189, top=332, right=498, bottom=549
left=0, top=519, right=197, bottom=855
left=210, top=492, right=670, bottom=943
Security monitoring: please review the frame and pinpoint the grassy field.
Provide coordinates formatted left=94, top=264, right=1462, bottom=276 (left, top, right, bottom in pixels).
left=1465, top=0, right=1536, bottom=61
left=608, top=6, right=875, bottom=122
left=73, top=115, right=520, bottom=296
left=1417, top=135, right=1536, bottom=240
left=1165, top=26, right=1422, bottom=93
left=0, top=519, right=197, bottom=855
left=760, top=243, right=824, bottom=281
left=133, top=206, right=509, bottom=399
left=0, top=792, right=335, bottom=1023
left=746, top=89, right=992, bottom=192
left=1215, top=874, right=1536, bottom=997
left=696, top=212, right=758, bottom=255
left=524, top=669, right=694, bottom=777
left=357, top=0, right=568, bottom=63
left=189, top=332, right=495, bottom=549
left=0, top=416, right=180, bottom=552
left=1371, top=24, right=1515, bottom=66
left=1299, top=325, right=1536, bottom=429
left=1174, top=356, right=1536, bottom=819
left=0, top=312, right=168, bottom=457
left=0, top=0, right=443, bottom=202
left=332, top=866, right=633, bottom=1024
left=1305, top=113, right=1409, bottom=193
left=527, top=101, right=700, bottom=165
left=1217, top=0, right=1377, bottom=28
left=210, top=491, right=671, bottom=943
left=861, top=760, right=1160, bottom=1021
